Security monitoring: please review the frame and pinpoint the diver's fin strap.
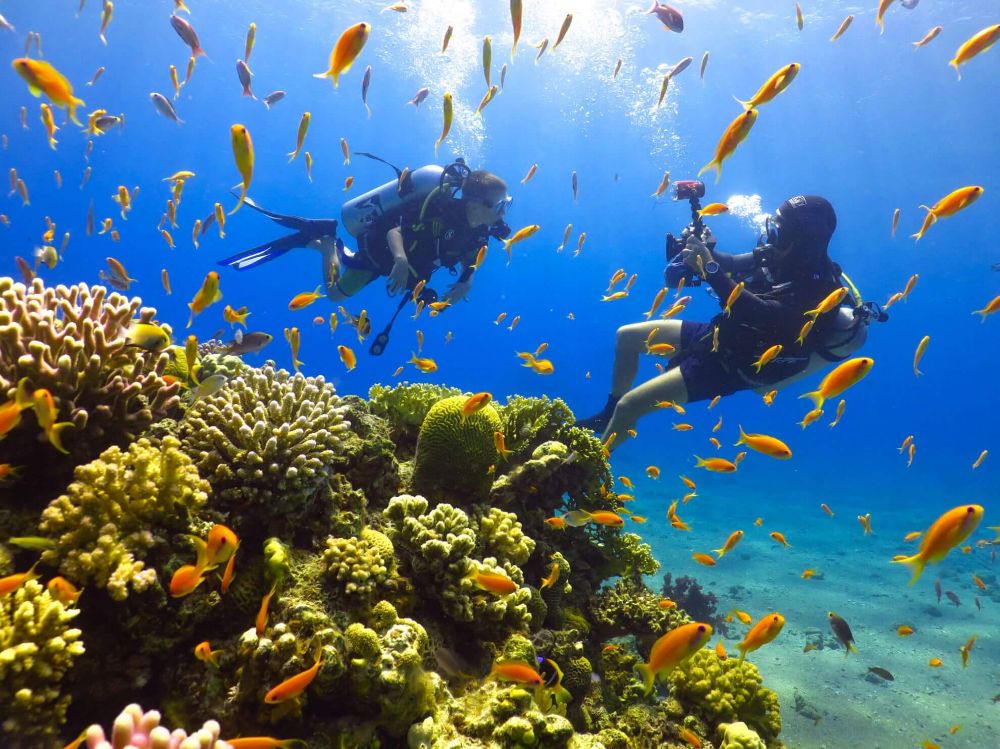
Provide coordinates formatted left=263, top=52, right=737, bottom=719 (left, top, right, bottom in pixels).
left=355, top=151, right=403, bottom=178
left=233, top=192, right=339, bottom=233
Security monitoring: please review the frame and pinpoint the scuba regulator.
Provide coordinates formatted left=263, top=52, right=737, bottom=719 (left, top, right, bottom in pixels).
left=664, top=180, right=712, bottom=288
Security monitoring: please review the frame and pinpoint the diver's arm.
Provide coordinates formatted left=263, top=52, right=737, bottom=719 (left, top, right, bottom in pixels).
left=386, top=225, right=407, bottom=262
left=685, top=236, right=784, bottom=323
left=711, top=250, right=757, bottom=277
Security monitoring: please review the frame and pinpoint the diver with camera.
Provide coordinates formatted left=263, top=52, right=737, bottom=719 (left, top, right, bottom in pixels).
left=577, top=182, right=886, bottom=449
left=217, top=156, right=512, bottom=354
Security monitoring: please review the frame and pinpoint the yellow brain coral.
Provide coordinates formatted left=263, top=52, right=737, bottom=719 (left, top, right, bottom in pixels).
left=411, top=395, right=502, bottom=501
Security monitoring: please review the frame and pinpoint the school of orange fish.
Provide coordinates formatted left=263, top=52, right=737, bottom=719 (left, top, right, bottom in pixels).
left=2, top=3, right=999, bottom=748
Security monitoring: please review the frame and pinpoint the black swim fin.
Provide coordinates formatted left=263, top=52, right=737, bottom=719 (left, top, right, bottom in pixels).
left=217, top=195, right=339, bottom=271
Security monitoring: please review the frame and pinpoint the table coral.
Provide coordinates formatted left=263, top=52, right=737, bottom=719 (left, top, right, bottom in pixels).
left=0, top=278, right=179, bottom=478
left=411, top=395, right=501, bottom=501
left=38, top=436, right=209, bottom=601
left=668, top=649, right=782, bottom=745
left=0, top=579, right=84, bottom=745
left=176, top=362, right=351, bottom=534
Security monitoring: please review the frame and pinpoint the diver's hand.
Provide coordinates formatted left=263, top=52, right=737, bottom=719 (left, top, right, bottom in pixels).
left=388, top=256, right=414, bottom=295
left=307, top=234, right=337, bottom=252
left=681, top=234, right=713, bottom=271
left=442, top=280, right=472, bottom=305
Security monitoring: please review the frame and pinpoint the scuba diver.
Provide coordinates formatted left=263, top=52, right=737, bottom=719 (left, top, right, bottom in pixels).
left=218, top=157, right=512, bottom=354
left=578, top=188, right=886, bottom=449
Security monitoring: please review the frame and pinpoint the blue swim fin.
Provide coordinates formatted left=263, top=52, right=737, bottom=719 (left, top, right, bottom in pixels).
left=217, top=195, right=339, bottom=271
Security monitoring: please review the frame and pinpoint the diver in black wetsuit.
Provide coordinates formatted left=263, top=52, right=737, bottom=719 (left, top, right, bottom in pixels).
left=218, top=160, right=512, bottom=308
left=578, top=195, right=884, bottom=450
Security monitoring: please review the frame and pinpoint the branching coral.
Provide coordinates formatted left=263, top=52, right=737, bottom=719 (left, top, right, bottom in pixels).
left=0, top=579, right=84, bottom=745
left=668, top=650, right=782, bottom=745
left=383, top=495, right=532, bottom=636
left=476, top=508, right=536, bottom=566
left=590, top=578, right=690, bottom=653
left=411, top=395, right=501, bottom=502
left=322, top=527, right=397, bottom=606
left=38, top=436, right=209, bottom=600
left=176, top=363, right=351, bottom=532
left=0, top=277, right=179, bottom=473
left=368, top=382, right=462, bottom=429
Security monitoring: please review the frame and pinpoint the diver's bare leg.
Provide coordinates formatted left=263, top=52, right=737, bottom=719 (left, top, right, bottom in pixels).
left=611, top=320, right=684, bottom=396
left=603, top=367, right=689, bottom=452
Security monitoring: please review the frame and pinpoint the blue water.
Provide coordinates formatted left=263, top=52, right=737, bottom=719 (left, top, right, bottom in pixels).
left=3, top=1, right=998, bottom=746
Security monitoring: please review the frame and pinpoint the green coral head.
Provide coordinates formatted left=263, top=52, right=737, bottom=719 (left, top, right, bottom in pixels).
left=263, top=537, right=291, bottom=585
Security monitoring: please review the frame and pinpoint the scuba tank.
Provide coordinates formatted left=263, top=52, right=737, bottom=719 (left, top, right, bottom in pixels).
left=341, top=165, right=444, bottom=238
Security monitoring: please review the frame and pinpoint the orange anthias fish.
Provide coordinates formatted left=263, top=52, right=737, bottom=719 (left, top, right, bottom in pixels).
left=0, top=561, right=41, bottom=596
left=892, top=504, right=984, bottom=585
left=734, top=63, right=800, bottom=110
left=229, top=124, right=254, bottom=215
left=635, top=621, right=712, bottom=694
left=12, top=58, right=85, bottom=125
left=47, top=575, right=82, bottom=605
left=562, top=509, right=625, bottom=528
left=187, top=271, right=222, bottom=328
left=264, top=650, right=323, bottom=704
left=314, top=22, right=371, bottom=88
left=488, top=659, right=543, bottom=687
left=734, top=426, right=792, bottom=459
left=2, top=380, right=36, bottom=440
left=256, top=583, right=278, bottom=635
left=169, top=564, right=208, bottom=598
left=194, top=640, right=221, bottom=666
left=461, top=392, right=492, bottom=421
left=737, top=613, right=785, bottom=661
left=911, top=186, right=984, bottom=241
left=713, top=530, right=744, bottom=559
left=467, top=569, right=518, bottom=595
left=288, top=285, right=323, bottom=310
left=224, top=739, right=307, bottom=749
left=698, top=108, right=758, bottom=183
left=539, top=562, right=560, bottom=590
left=694, top=455, right=737, bottom=473
left=799, top=357, right=873, bottom=410
left=948, top=24, right=1000, bottom=80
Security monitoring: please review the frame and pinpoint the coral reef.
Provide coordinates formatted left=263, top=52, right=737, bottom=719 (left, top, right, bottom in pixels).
left=0, top=278, right=179, bottom=488
left=341, top=601, right=439, bottom=737
left=322, top=527, right=397, bottom=608
left=411, top=395, right=502, bottom=502
left=175, top=363, right=351, bottom=537
left=668, top=649, right=782, bottom=745
left=590, top=577, right=689, bottom=653
left=38, top=436, right=209, bottom=601
left=0, top=579, right=85, bottom=746
left=661, top=573, right=723, bottom=633
left=383, top=494, right=533, bottom=637
left=476, top=507, right=536, bottom=566
left=718, top=721, right=768, bottom=749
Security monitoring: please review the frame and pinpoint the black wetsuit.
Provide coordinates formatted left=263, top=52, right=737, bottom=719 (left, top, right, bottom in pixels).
left=666, top=248, right=845, bottom=402
left=355, top=196, right=489, bottom=291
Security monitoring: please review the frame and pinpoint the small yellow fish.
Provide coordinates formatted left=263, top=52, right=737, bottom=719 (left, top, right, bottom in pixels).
left=288, top=285, right=323, bottom=310
left=194, top=641, right=221, bottom=666
left=314, top=22, right=371, bottom=88
left=338, top=344, right=356, bottom=372
left=948, top=24, right=1000, bottom=80
left=229, top=123, right=254, bottom=214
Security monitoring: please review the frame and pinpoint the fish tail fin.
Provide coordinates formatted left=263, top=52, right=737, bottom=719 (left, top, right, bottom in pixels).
left=48, top=422, right=74, bottom=454
left=712, top=547, right=726, bottom=559
left=562, top=510, right=592, bottom=527
left=734, top=425, right=748, bottom=447
left=186, top=303, right=195, bottom=328
left=737, top=647, right=747, bottom=663
left=365, top=103, right=372, bottom=119
left=972, top=308, right=989, bottom=323
left=891, top=553, right=926, bottom=586
left=732, top=95, right=752, bottom=111
left=693, top=455, right=707, bottom=468
left=193, top=45, right=207, bottom=59
left=69, top=98, right=85, bottom=126
left=848, top=642, right=858, bottom=654
left=634, top=663, right=655, bottom=695
left=696, top=160, right=717, bottom=180
left=228, top=187, right=247, bottom=216
left=798, top=391, right=823, bottom=410
left=948, top=59, right=961, bottom=80
left=312, top=70, right=331, bottom=81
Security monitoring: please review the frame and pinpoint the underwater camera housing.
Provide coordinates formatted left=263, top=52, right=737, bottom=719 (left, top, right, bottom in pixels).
left=664, top=179, right=709, bottom=288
